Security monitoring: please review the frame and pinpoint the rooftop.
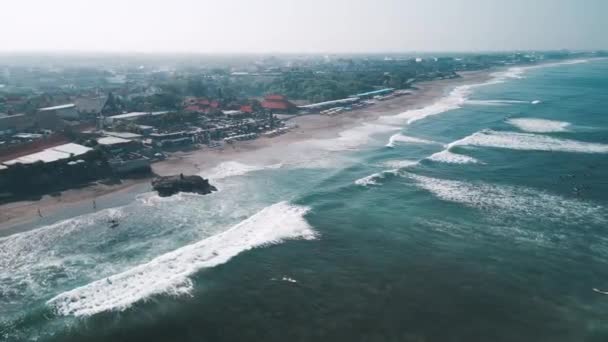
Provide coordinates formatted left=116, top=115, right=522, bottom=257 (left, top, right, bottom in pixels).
left=223, top=110, right=244, bottom=116
left=298, top=97, right=360, bottom=109
left=13, top=133, right=43, bottom=139
left=350, top=88, right=395, bottom=98
left=2, top=143, right=92, bottom=166
left=98, top=136, right=132, bottom=146
left=104, top=131, right=143, bottom=139
left=107, top=111, right=170, bottom=120
left=52, top=143, right=93, bottom=156
left=0, top=113, right=25, bottom=120
left=38, top=104, right=76, bottom=111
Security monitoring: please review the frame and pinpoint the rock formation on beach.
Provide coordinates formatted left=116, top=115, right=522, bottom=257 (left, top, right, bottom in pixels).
left=152, top=174, right=217, bottom=197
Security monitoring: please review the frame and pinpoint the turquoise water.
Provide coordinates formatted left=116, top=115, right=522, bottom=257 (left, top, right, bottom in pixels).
left=2, top=59, right=608, bottom=341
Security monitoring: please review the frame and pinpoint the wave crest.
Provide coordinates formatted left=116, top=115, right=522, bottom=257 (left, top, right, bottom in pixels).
left=47, top=202, right=316, bottom=317
left=506, top=118, right=570, bottom=133
left=448, top=130, right=608, bottom=153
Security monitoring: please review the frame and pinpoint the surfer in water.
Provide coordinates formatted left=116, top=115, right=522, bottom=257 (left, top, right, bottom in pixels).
left=109, top=219, right=119, bottom=229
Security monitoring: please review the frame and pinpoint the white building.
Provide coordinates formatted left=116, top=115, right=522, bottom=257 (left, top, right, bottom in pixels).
left=38, top=104, right=79, bottom=120
left=2, top=143, right=92, bottom=166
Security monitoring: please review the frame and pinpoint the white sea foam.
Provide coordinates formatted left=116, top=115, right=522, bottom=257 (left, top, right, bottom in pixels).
left=385, top=133, right=438, bottom=147
left=354, top=173, right=384, bottom=186
left=402, top=173, right=605, bottom=223
left=506, top=118, right=570, bottom=133
left=309, top=123, right=400, bottom=151
left=48, top=202, right=316, bottom=316
left=381, top=160, right=419, bottom=169
left=491, top=59, right=590, bottom=81
left=382, top=85, right=471, bottom=126
left=448, top=130, right=608, bottom=153
left=427, top=150, right=480, bottom=164
left=281, top=277, right=297, bottom=283
left=466, top=99, right=529, bottom=106
left=354, top=169, right=401, bottom=187
left=379, top=66, right=524, bottom=127
left=204, top=161, right=282, bottom=180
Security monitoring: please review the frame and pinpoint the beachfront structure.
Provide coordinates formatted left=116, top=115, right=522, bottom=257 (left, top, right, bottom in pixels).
left=0, top=113, right=35, bottom=134
left=104, top=111, right=170, bottom=125
left=184, top=98, right=220, bottom=114
left=149, top=131, right=194, bottom=148
left=261, top=94, right=297, bottom=113
left=298, top=97, right=360, bottom=112
left=108, top=154, right=151, bottom=174
left=103, top=131, right=143, bottom=140
left=98, top=136, right=138, bottom=156
left=1, top=143, right=92, bottom=166
left=350, top=88, right=395, bottom=99
left=223, top=110, right=249, bottom=118
left=38, top=104, right=79, bottom=120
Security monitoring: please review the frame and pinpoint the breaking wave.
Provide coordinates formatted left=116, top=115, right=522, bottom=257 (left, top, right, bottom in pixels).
left=309, top=123, right=400, bottom=151
left=47, top=202, right=317, bottom=317
left=378, top=61, right=545, bottom=127
left=381, top=160, right=419, bottom=169
left=402, top=173, right=606, bottom=223
left=385, top=133, right=439, bottom=147
left=381, top=85, right=471, bottom=126
left=426, top=150, right=480, bottom=164
left=506, top=118, right=570, bottom=133
left=448, top=130, right=608, bottom=153
left=466, top=99, right=529, bottom=106
left=204, top=161, right=282, bottom=180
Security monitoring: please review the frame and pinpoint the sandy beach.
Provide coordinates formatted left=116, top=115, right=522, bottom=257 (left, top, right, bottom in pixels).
left=0, top=69, right=492, bottom=232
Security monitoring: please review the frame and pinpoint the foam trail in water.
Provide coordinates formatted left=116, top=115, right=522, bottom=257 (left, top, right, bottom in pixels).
left=204, top=161, right=282, bottom=180
left=466, top=99, right=529, bottom=106
left=354, top=173, right=384, bottom=186
left=381, top=160, right=419, bottom=169
left=381, top=85, right=471, bottom=126
left=48, top=202, right=316, bottom=316
left=308, top=123, right=400, bottom=152
left=448, top=130, right=608, bottom=153
left=385, top=133, right=439, bottom=147
left=402, top=173, right=606, bottom=223
left=380, top=64, right=528, bottom=127
left=354, top=168, right=403, bottom=187
left=426, top=150, right=480, bottom=164
left=506, top=118, right=570, bottom=133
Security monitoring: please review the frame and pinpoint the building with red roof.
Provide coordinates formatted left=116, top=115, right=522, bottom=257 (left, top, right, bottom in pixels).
left=240, top=105, right=254, bottom=113
left=261, top=94, right=296, bottom=113
left=184, top=98, right=222, bottom=114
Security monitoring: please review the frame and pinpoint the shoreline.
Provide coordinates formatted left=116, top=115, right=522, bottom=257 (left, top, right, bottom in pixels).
left=0, top=69, right=493, bottom=233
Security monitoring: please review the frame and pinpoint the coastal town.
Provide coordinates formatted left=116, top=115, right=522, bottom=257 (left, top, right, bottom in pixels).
left=0, top=50, right=602, bottom=204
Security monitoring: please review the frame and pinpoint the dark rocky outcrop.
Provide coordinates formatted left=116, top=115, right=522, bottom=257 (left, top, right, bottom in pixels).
left=152, top=174, right=217, bottom=197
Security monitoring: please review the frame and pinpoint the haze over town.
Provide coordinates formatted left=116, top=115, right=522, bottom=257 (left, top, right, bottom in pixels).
left=1, top=0, right=607, bottom=53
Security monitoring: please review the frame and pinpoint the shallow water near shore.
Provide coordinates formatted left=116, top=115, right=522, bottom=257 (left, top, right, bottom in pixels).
left=2, top=59, right=608, bottom=341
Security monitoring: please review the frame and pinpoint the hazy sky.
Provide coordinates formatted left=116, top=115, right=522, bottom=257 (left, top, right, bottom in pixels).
left=1, top=0, right=606, bottom=53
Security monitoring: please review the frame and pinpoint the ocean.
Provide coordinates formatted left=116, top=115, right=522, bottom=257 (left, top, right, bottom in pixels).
left=2, top=59, right=608, bottom=342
